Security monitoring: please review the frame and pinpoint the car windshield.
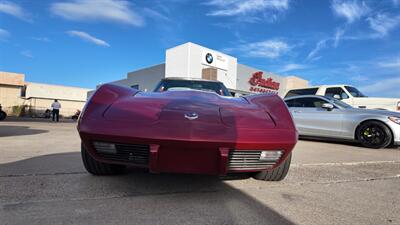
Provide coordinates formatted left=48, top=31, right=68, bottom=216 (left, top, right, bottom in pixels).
left=285, top=88, right=319, bottom=97
left=154, top=79, right=232, bottom=96
left=344, top=86, right=367, bottom=97
left=325, top=96, right=353, bottom=109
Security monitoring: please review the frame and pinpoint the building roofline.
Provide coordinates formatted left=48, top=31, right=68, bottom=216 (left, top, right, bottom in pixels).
left=162, top=77, right=223, bottom=83
left=24, top=96, right=87, bottom=102
left=127, top=63, right=165, bottom=74
left=26, top=82, right=91, bottom=91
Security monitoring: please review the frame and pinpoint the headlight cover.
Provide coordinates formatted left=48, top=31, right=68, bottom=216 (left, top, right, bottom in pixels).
left=389, top=116, right=400, bottom=124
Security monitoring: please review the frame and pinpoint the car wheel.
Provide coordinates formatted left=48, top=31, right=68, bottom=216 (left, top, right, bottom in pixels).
left=356, top=121, right=392, bottom=149
left=81, top=143, right=126, bottom=175
left=252, top=153, right=292, bottom=181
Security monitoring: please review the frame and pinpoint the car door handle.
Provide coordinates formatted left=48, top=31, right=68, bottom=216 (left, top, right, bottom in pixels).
left=293, top=110, right=301, bottom=113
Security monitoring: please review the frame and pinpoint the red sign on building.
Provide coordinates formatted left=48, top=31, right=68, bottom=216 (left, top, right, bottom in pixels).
left=248, top=71, right=280, bottom=93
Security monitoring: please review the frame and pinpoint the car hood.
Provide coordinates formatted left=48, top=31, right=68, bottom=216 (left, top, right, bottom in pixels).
left=103, top=90, right=276, bottom=128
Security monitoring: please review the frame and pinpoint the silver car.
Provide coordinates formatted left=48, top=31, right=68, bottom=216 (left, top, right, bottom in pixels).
left=284, top=95, right=400, bottom=148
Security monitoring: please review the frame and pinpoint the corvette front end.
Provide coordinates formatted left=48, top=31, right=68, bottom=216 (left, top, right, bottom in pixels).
left=78, top=83, right=297, bottom=177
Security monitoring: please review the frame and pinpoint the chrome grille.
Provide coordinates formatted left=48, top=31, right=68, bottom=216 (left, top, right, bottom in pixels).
left=228, top=150, right=281, bottom=170
left=94, top=142, right=150, bottom=165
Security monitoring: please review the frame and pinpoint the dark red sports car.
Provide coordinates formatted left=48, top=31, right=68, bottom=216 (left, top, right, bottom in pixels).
left=78, top=78, right=297, bottom=181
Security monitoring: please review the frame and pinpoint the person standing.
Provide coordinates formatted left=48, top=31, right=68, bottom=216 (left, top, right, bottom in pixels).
left=51, top=99, right=61, bottom=122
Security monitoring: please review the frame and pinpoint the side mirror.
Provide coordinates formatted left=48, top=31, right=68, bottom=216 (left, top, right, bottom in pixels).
left=333, top=94, right=341, bottom=99
left=322, top=103, right=334, bottom=111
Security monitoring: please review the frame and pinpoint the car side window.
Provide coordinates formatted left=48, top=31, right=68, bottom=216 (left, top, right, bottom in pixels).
left=292, top=98, right=328, bottom=108
left=285, top=99, right=296, bottom=107
left=325, top=87, right=349, bottom=99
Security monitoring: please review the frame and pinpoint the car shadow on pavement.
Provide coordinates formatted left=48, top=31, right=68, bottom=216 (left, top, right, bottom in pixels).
left=0, top=125, right=49, bottom=137
left=1, top=152, right=296, bottom=225
left=300, top=136, right=399, bottom=149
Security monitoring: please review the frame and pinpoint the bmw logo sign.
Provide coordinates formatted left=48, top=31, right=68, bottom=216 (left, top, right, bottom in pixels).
left=205, top=53, right=213, bottom=64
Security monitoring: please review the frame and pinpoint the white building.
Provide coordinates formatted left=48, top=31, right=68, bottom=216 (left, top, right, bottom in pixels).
left=23, top=82, right=90, bottom=116
left=97, top=42, right=308, bottom=97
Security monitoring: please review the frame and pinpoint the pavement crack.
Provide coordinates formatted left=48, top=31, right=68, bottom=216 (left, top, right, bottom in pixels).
left=0, top=171, right=87, bottom=178
left=293, top=175, right=400, bottom=186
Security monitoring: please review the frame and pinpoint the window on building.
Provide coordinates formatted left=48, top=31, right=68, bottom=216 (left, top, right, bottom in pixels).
left=20, top=86, right=27, bottom=97
left=284, top=88, right=318, bottom=97
left=131, top=84, right=139, bottom=90
left=325, top=87, right=348, bottom=99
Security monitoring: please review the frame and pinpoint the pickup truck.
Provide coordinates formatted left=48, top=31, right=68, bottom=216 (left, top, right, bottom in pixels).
left=285, top=85, right=400, bottom=112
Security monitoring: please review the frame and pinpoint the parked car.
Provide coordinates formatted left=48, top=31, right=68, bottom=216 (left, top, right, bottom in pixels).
left=284, top=95, right=400, bottom=148
left=0, top=104, right=6, bottom=121
left=285, top=85, right=400, bottom=111
left=78, top=78, right=298, bottom=181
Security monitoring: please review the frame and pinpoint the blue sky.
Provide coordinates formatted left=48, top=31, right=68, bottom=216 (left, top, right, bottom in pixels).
left=0, top=0, right=399, bottom=97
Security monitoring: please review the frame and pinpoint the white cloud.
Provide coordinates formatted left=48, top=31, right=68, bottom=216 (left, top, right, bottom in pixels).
left=359, top=77, right=400, bottom=98
left=0, top=0, right=31, bottom=21
left=51, top=0, right=144, bottom=26
left=331, top=0, right=369, bottom=23
left=0, top=28, right=10, bottom=40
left=31, top=37, right=51, bottom=42
left=333, top=27, right=345, bottom=47
left=367, top=13, right=400, bottom=37
left=351, top=74, right=368, bottom=81
left=206, top=0, right=289, bottom=16
left=20, top=50, right=33, bottom=58
left=67, top=30, right=110, bottom=47
left=306, top=39, right=327, bottom=61
left=345, top=64, right=369, bottom=81
left=226, top=39, right=291, bottom=59
left=378, top=58, right=400, bottom=68
left=142, top=8, right=170, bottom=21
left=279, top=63, right=307, bottom=73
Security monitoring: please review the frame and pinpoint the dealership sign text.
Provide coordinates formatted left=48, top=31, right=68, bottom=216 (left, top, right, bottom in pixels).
left=249, top=71, right=280, bottom=92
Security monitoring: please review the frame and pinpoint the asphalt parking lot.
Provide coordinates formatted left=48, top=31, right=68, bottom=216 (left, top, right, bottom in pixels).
left=0, top=120, right=399, bottom=225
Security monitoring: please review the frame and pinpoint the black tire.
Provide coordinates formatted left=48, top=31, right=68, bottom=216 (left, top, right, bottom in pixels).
left=253, top=153, right=292, bottom=181
left=81, top=143, right=126, bottom=175
left=356, top=121, right=392, bottom=149
left=0, top=111, right=6, bottom=121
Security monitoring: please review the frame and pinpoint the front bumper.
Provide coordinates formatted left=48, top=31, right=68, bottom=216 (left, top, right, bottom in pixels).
left=79, top=119, right=297, bottom=175
left=387, top=121, right=400, bottom=145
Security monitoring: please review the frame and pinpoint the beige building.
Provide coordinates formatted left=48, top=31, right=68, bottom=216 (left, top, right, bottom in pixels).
left=0, top=71, right=90, bottom=117
left=0, top=72, right=25, bottom=113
